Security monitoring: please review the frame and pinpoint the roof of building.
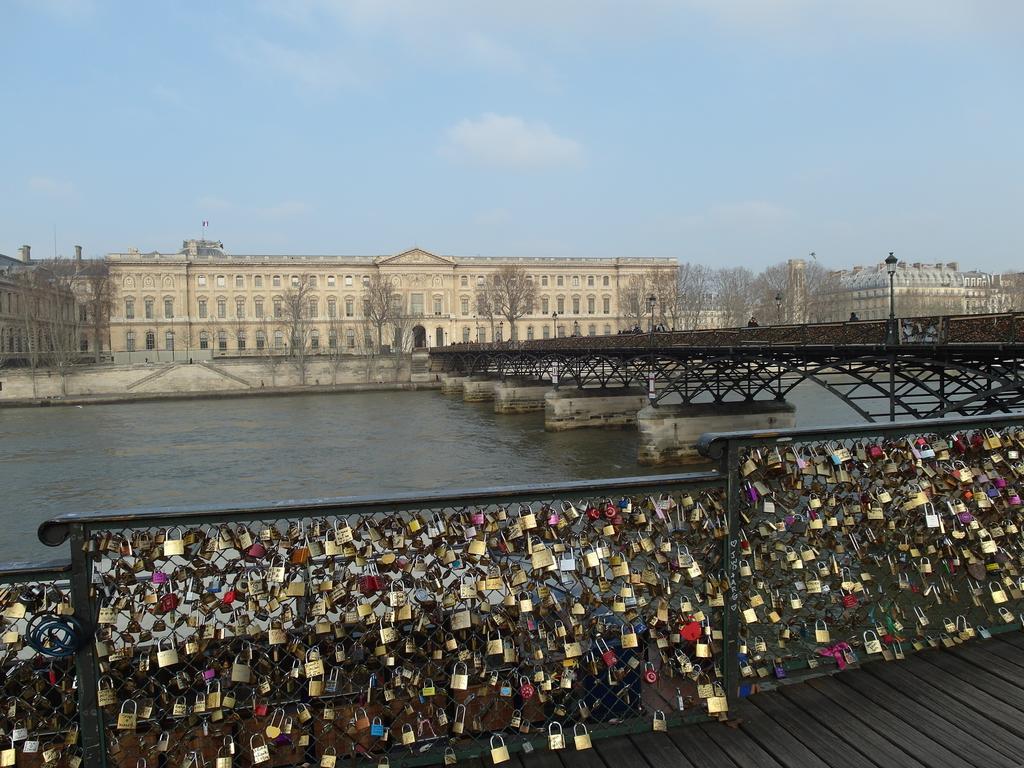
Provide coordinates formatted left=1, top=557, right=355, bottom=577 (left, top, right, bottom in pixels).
left=835, top=261, right=999, bottom=290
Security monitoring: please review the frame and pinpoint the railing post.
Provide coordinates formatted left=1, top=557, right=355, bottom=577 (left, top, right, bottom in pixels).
left=721, top=438, right=741, bottom=712
left=69, top=522, right=107, bottom=768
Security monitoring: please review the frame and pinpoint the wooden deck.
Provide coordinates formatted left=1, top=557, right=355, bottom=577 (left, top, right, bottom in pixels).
left=501, top=634, right=1024, bottom=768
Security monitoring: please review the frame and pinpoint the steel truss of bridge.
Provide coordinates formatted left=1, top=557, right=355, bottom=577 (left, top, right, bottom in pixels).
left=430, top=312, right=1024, bottom=421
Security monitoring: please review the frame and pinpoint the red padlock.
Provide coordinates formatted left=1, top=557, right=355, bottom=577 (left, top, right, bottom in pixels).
left=254, top=700, right=269, bottom=717
left=603, top=504, right=617, bottom=520
left=596, top=638, right=617, bottom=667
left=681, top=622, right=702, bottom=642
left=586, top=506, right=601, bottom=521
left=158, top=593, right=180, bottom=613
left=247, top=541, right=267, bottom=558
left=519, top=678, right=535, bottom=699
left=841, top=593, right=858, bottom=609
left=222, top=589, right=237, bottom=605
left=643, top=663, right=658, bottom=684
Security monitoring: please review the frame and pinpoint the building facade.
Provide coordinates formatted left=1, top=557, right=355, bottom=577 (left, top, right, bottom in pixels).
left=104, top=240, right=677, bottom=361
left=0, top=246, right=80, bottom=362
left=830, top=261, right=1010, bottom=321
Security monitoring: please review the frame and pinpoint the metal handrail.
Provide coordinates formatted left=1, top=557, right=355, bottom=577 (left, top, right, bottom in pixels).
left=696, top=412, right=1024, bottom=459
left=37, top=470, right=722, bottom=545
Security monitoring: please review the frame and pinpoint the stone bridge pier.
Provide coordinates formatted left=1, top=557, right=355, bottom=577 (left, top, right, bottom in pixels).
left=638, top=400, right=797, bottom=464
left=462, top=375, right=499, bottom=403
left=494, top=378, right=551, bottom=414
left=439, top=373, right=467, bottom=395
left=544, top=387, right=648, bottom=431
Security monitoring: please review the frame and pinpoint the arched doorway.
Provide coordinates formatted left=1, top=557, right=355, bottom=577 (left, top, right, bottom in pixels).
left=412, top=325, right=427, bottom=348
left=435, top=327, right=444, bottom=347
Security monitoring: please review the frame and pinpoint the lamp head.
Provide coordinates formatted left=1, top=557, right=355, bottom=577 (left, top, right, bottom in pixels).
left=885, top=252, right=898, bottom=275
left=646, top=294, right=657, bottom=311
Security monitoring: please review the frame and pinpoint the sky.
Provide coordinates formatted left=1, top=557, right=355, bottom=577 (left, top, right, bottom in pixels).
left=3, top=0, right=1022, bottom=272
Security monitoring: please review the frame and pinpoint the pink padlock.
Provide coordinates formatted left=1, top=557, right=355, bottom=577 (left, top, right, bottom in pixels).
left=547, top=510, right=560, bottom=525
left=203, top=668, right=216, bottom=681
left=643, top=663, right=658, bottom=684
left=247, top=541, right=267, bottom=558
left=152, top=571, right=169, bottom=584
left=471, top=510, right=485, bottom=526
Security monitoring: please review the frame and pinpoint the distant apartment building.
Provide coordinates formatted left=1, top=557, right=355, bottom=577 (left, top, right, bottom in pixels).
left=830, top=261, right=1010, bottom=321
left=103, top=240, right=677, bottom=361
left=0, top=246, right=80, bottom=362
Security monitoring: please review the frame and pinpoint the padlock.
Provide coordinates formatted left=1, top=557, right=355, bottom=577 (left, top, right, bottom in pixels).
left=652, top=710, right=667, bottom=732
left=490, top=735, right=510, bottom=764
left=574, top=723, right=592, bottom=750
left=595, top=637, right=617, bottom=667
left=519, top=676, right=535, bottom=699
left=643, top=662, right=658, bottom=684
left=547, top=722, right=565, bottom=750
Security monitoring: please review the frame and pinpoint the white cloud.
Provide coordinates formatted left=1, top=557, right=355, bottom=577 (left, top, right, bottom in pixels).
left=28, top=176, right=74, bottom=198
left=262, top=201, right=310, bottom=219
left=442, top=114, right=583, bottom=170
left=227, top=35, right=357, bottom=92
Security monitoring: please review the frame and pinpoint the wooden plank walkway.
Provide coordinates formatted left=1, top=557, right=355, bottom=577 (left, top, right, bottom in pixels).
left=522, top=635, right=1024, bottom=768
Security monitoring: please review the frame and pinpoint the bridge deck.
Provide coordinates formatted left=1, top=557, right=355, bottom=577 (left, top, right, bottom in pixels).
left=505, top=635, right=1024, bottom=768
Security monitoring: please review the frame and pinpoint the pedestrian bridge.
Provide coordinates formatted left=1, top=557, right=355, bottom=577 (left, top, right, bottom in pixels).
left=4, top=413, right=1024, bottom=767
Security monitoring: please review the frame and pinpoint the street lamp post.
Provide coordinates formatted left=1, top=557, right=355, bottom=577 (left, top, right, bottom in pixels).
left=551, top=312, right=558, bottom=340
left=646, top=294, right=657, bottom=405
left=774, top=292, right=783, bottom=325
left=573, top=321, right=580, bottom=337
left=885, top=252, right=898, bottom=344
left=498, top=321, right=504, bottom=343
left=885, top=251, right=899, bottom=421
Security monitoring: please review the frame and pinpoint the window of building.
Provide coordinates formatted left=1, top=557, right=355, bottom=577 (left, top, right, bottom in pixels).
left=308, top=299, right=317, bottom=318
left=199, top=332, right=209, bottom=350
left=125, top=298, right=135, bottom=319
left=308, top=275, right=317, bottom=288
left=392, top=294, right=404, bottom=313
left=254, top=275, right=263, bottom=288
left=80, top=336, right=88, bottom=352
left=274, top=331, right=284, bottom=349
left=462, top=327, right=470, bottom=342
left=602, top=276, right=610, bottom=287
left=526, top=326, right=534, bottom=340
left=362, top=298, right=370, bottom=317
left=586, top=297, right=595, bottom=314
left=410, top=294, right=424, bottom=315
left=587, top=275, right=594, bottom=287
left=557, top=297, right=565, bottom=314
left=196, top=298, right=206, bottom=319
left=460, top=275, right=469, bottom=287
left=345, top=275, right=353, bottom=287
left=556, top=275, right=564, bottom=287
left=433, top=296, right=443, bottom=315
left=476, top=276, right=485, bottom=287
left=345, top=298, right=354, bottom=317
left=164, top=331, right=174, bottom=351
left=458, top=297, right=469, bottom=315
left=254, top=298, right=264, bottom=318
left=572, top=297, right=580, bottom=314
left=233, top=298, right=243, bottom=319
left=477, top=327, right=486, bottom=343
left=144, top=298, right=154, bottom=319
left=557, top=325, right=565, bottom=338
left=273, top=275, right=281, bottom=288
left=587, top=324, right=596, bottom=337
left=361, top=275, right=369, bottom=287
left=541, top=276, right=549, bottom=287
left=326, top=275, right=335, bottom=288
left=603, top=297, right=611, bottom=314
left=197, top=275, right=207, bottom=288
left=126, top=331, right=136, bottom=351
left=603, top=324, right=612, bottom=335
left=218, top=331, right=227, bottom=351
left=541, top=297, right=550, bottom=315
left=346, top=329, right=356, bottom=348
left=572, top=275, right=579, bottom=288
left=311, top=330, right=320, bottom=350
left=237, top=332, right=246, bottom=351
left=328, top=329, right=338, bottom=349
left=216, top=275, right=225, bottom=288
left=256, top=330, right=266, bottom=350
left=217, top=299, right=226, bottom=319
left=328, top=298, right=337, bottom=318
left=235, top=275, right=244, bottom=289
left=274, top=299, right=282, bottom=319
left=542, top=326, right=550, bottom=339
left=145, top=331, right=155, bottom=350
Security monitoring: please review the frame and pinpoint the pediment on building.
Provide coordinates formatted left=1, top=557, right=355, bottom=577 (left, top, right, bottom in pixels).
left=375, top=248, right=455, bottom=267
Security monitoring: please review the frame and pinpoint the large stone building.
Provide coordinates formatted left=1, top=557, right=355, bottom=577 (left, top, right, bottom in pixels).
left=104, top=240, right=677, bottom=362
left=0, top=246, right=79, bottom=363
left=830, top=261, right=1010, bottom=321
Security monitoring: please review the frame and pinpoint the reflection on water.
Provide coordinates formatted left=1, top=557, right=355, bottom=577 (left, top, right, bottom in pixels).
left=0, top=382, right=862, bottom=559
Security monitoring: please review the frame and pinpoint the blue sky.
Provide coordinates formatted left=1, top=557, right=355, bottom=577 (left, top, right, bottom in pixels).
left=3, top=1, right=1021, bottom=271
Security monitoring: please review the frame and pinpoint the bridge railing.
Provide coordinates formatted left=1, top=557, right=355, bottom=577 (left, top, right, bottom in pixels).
left=6, top=413, right=1024, bottom=767
left=432, top=311, right=1024, bottom=353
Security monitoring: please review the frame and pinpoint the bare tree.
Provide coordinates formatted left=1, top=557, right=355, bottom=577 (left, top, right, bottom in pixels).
left=362, top=273, right=396, bottom=352
left=474, top=287, right=497, bottom=340
left=676, top=263, right=714, bottom=330
left=13, top=261, right=80, bottom=393
left=713, top=267, right=755, bottom=327
left=804, top=263, right=841, bottom=323
left=256, top=314, right=284, bottom=387
left=618, top=274, right=649, bottom=331
left=645, top=266, right=680, bottom=330
left=482, top=265, right=537, bottom=341
left=78, top=261, right=114, bottom=363
left=325, top=315, right=347, bottom=385
left=282, top=277, right=315, bottom=385
left=751, top=263, right=790, bottom=324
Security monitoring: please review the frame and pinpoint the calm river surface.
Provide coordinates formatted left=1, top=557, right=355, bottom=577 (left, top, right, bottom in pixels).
left=0, top=384, right=861, bottom=560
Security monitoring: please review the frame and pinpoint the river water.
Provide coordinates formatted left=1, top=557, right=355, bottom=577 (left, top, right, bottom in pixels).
left=0, top=384, right=861, bottom=560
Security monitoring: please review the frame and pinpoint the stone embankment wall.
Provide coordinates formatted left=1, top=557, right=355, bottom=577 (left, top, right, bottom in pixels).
left=0, top=356, right=420, bottom=403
